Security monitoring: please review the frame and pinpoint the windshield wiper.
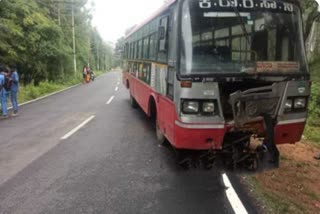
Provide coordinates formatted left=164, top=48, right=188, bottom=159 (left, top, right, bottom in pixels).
left=226, top=0, right=250, bottom=45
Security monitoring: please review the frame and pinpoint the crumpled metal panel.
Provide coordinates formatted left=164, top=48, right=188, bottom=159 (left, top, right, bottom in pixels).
left=229, top=83, right=285, bottom=127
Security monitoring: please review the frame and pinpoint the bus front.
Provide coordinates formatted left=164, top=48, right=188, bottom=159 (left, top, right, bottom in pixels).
left=175, top=0, right=310, bottom=170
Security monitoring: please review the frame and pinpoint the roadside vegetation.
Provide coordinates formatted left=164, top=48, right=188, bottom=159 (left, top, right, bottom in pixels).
left=17, top=70, right=106, bottom=104
left=0, top=0, right=115, bottom=104
left=305, top=61, right=320, bottom=144
left=0, top=0, right=114, bottom=85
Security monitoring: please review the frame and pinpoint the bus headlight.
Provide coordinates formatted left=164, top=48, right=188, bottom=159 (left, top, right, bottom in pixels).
left=182, top=101, right=199, bottom=114
left=284, top=99, right=293, bottom=112
left=294, top=98, right=306, bottom=109
left=284, top=97, right=307, bottom=113
left=203, top=102, right=215, bottom=113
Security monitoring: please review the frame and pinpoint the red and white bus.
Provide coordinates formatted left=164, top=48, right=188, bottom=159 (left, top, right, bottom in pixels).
left=122, top=0, right=310, bottom=170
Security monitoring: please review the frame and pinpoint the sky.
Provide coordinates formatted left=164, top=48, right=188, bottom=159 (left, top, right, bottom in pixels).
left=89, top=0, right=167, bottom=44
left=89, top=0, right=320, bottom=44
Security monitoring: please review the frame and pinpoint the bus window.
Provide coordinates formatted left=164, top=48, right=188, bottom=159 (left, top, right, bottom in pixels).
left=159, top=16, right=168, bottom=52
left=141, top=63, right=151, bottom=84
left=158, top=16, right=169, bottom=63
left=132, top=42, right=136, bottom=59
left=135, top=42, right=139, bottom=59
left=125, top=43, right=129, bottom=59
left=138, top=40, right=143, bottom=59
left=149, top=33, right=157, bottom=60
left=143, top=37, right=149, bottom=59
left=130, top=43, right=133, bottom=59
left=148, top=35, right=152, bottom=60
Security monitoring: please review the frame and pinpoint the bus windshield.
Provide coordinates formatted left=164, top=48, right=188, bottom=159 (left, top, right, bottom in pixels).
left=180, top=0, right=308, bottom=75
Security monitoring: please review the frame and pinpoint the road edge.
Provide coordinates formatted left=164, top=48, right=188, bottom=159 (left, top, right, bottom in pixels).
left=7, top=71, right=111, bottom=110
left=8, top=83, right=81, bottom=110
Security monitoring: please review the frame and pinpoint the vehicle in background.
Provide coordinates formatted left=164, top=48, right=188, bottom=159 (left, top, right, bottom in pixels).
left=122, top=0, right=311, bottom=170
left=90, top=70, right=95, bottom=81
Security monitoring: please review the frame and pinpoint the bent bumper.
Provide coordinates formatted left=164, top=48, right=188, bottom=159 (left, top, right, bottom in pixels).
left=174, top=121, right=226, bottom=150
left=172, top=119, right=306, bottom=150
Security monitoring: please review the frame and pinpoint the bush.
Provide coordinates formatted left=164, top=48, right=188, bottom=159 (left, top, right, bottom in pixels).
left=16, top=70, right=107, bottom=104
left=308, top=83, right=320, bottom=126
left=18, top=82, right=65, bottom=102
left=305, top=60, right=320, bottom=143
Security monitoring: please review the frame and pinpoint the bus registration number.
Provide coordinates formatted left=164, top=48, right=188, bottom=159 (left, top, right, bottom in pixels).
left=199, top=0, right=294, bottom=12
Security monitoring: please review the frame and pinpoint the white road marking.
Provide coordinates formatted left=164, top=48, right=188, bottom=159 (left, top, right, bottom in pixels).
left=222, top=173, right=248, bottom=214
left=115, top=87, right=119, bottom=91
left=106, top=96, right=115, bottom=105
left=61, top=115, right=95, bottom=140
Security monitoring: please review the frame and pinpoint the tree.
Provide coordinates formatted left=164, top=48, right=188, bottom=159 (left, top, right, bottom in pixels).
left=0, top=0, right=114, bottom=85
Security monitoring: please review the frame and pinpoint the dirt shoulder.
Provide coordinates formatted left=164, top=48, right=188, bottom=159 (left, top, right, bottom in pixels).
left=243, top=141, right=320, bottom=214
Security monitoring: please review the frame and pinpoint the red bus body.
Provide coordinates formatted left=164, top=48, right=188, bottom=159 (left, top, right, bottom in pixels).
left=123, top=71, right=306, bottom=150
left=122, top=0, right=309, bottom=169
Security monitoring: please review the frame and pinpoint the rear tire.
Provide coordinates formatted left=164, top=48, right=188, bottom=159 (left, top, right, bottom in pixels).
left=130, top=94, right=138, bottom=108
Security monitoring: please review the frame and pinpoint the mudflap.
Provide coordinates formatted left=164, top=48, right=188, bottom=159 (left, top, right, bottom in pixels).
left=255, top=114, right=280, bottom=171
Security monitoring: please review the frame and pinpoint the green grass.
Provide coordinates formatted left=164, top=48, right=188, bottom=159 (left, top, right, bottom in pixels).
left=245, top=175, right=306, bottom=214
left=310, top=60, right=320, bottom=83
left=304, top=125, right=320, bottom=146
left=19, top=70, right=107, bottom=103
left=18, top=82, right=66, bottom=103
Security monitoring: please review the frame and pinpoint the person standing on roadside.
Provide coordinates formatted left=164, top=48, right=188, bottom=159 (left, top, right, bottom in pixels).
left=0, top=65, right=8, bottom=118
left=82, top=65, right=87, bottom=84
left=86, top=65, right=91, bottom=83
left=9, top=65, right=19, bottom=116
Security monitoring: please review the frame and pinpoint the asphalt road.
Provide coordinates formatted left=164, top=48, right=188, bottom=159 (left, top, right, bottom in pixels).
left=0, top=71, right=258, bottom=214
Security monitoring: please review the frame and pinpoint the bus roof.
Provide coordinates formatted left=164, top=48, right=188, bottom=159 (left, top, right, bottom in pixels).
left=125, top=0, right=177, bottom=39
left=124, top=0, right=303, bottom=40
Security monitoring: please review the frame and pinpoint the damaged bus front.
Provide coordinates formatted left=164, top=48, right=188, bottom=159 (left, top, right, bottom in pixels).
left=176, top=0, right=310, bottom=170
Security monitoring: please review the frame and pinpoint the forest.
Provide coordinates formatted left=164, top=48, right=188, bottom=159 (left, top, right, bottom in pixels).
left=0, top=0, right=113, bottom=86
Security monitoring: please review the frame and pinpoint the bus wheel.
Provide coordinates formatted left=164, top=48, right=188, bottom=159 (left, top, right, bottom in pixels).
left=130, top=94, right=138, bottom=108
left=156, top=119, right=166, bottom=145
